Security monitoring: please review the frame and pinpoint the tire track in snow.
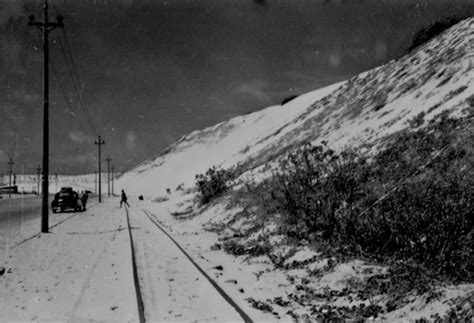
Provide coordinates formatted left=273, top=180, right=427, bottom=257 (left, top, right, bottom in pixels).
left=69, top=228, right=118, bottom=318
left=140, top=208, right=253, bottom=323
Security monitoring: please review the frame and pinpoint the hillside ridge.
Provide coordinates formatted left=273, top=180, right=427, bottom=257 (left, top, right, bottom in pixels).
left=116, top=17, right=473, bottom=197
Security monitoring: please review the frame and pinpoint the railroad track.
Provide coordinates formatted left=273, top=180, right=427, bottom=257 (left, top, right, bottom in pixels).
left=124, top=207, right=253, bottom=323
left=125, top=207, right=146, bottom=323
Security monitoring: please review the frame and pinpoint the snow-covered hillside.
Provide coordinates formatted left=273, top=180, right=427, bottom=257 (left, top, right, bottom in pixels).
left=117, top=18, right=473, bottom=197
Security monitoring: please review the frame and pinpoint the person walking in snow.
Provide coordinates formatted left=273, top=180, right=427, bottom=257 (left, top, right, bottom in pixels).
left=81, top=191, right=89, bottom=211
left=120, top=189, right=130, bottom=208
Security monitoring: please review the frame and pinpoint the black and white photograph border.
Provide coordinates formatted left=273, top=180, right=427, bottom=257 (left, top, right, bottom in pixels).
left=0, top=0, right=473, bottom=321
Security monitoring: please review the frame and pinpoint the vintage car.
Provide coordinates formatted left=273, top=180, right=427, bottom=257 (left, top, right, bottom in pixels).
left=51, top=187, right=83, bottom=213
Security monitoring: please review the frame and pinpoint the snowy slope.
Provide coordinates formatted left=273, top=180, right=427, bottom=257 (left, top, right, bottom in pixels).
left=117, top=18, right=473, bottom=197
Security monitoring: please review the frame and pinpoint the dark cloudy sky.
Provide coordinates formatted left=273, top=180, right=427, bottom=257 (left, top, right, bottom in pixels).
left=1, top=0, right=472, bottom=174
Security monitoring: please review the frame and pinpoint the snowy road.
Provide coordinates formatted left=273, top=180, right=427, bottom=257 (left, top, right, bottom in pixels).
left=128, top=207, right=250, bottom=322
left=0, top=195, right=97, bottom=251
left=0, top=195, right=42, bottom=224
left=0, top=200, right=139, bottom=321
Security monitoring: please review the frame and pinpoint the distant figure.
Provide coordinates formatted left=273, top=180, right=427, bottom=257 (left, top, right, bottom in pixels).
left=120, top=189, right=130, bottom=208
left=138, top=195, right=144, bottom=201
left=81, top=191, right=89, bottom=211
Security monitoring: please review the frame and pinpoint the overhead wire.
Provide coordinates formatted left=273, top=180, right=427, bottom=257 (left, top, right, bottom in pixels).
left=48, top=0, right=100, bottom=176
left=51, top=1, right=99, bottom=137
left=33, top=29, right=92, bottom=140
left=49, top=60, right=85, bottom=176
left=56, top=36, right=98, bottom=136
left=32, top=26, right=91, bottom=178
left=56, top=25, right=101, bottom=176
left=57, top=30, right=98, bottom=134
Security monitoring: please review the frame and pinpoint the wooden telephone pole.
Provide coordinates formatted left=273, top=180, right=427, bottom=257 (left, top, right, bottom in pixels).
left=111, top=166, right=115, bottom=195
left=94, top=136, right=105, bottom=202
left=7, top=158, right=14, bottom=199
left=105, top=155, right=111, bottom=197
left=36, top=165, right=41, bottom=195
left=28, top=0, right=64, bottom=233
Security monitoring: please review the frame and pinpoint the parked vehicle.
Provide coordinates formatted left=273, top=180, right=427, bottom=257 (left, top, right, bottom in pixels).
left=51, top=187, right=83, bottom=213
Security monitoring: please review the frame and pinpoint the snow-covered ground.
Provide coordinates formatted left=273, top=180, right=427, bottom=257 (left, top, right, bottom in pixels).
left=135, top=190, right=474, bottom=322
left=0, top=200, right=139, bottom=321
left=2, top=192, right=471, bottom=321
left=128, top=206, right=249, bottom=321
left=1, top=199, right=249, bottom=321
left=0, top=197, right=288, bottom=322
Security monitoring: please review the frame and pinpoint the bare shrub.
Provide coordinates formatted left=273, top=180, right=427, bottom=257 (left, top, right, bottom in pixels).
left=195, top=166, right=235, bottom=204
left=253, top=114, right=473, bottom=281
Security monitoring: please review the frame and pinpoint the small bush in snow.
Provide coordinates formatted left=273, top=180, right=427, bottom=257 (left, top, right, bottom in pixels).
left=195, top=166, right=235, bottom=204
left=267, top=142, right=369, bottom=241
left=223, top=239, right=271, bottom=257
left=408, top=111, right=425, bottom=128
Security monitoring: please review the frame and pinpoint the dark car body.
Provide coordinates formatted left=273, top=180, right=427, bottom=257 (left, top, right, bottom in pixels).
left=51, top=187, right=83, bottom=213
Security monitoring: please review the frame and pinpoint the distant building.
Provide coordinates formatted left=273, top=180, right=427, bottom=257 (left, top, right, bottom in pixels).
left=0, top=185, right=18, bottom=194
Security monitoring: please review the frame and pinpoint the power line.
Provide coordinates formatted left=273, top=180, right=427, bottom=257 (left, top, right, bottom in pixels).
left=34, top=29, right=93, bottom=140
left=52, top=2, right=99, bottom=136
left=56, top=35, right=99, bottom=136
left=50, top=0, right=99, bottom=136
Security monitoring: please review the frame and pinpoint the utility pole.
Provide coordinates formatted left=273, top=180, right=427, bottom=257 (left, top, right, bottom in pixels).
left=105, top=155, right=111, bottom=197
left=111, top=166, right=115, bottom=195
left=94, top=170, right=97, bottom=194
left=94, top=136, right=105, bottom=202
left=55, top=173, right=58, bottom=192
left=36, top=166, right=41, bottom=195
left=28, top=0, right=64, bottom=233
left=7, top=158, right=14, bottom=199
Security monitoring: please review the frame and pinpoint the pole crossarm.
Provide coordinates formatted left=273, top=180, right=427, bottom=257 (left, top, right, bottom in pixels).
left=27, top=18, right=64, bottom=31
